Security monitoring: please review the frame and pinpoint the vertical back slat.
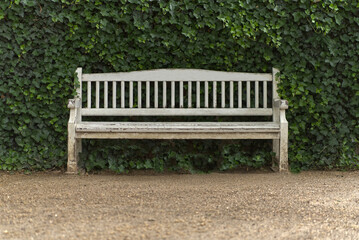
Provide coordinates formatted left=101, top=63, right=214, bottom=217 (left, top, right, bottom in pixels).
left=180, top=81, right=183, bottom=108
left=146, top=81, right=150, bottom=108
left=196, top=81, right=200, bottom=108
left=221, top=81, right=225, bottom=108
left=121, top=81, right=125, bottom=108
left=230, top=81, right=234, bottom=108
left=238, top=81, right=242, bottom=108
left=163, top=82, right=166, bottom=108
left=246, top=81, right=250, bottom=108
left=154, top=81, right=158, bottom=108
left=188, top=81, right=192, bottom=108
left=205, top=81, right=208, bottom=108
left=104, top=81, right=108, bottom=108
left=96, top=81, right=100, bottom=108
left=129, top=81, right=133, bottom=108
left=171, top=81, right=175, bottom=108
left=112, top=82, right=116, bottom=108
left=87, top=81, right=91, bottom=108
left=213, top=82, right=217, bottom=108
left=255, top=81, right=259, bottom=108
left=138, top=81, right=142, bottom=108
left=263, top=81, right=267, bottom=108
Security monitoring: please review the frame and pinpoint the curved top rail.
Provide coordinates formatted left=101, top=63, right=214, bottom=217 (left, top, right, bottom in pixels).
left=81, top=69, right=272, bottom=82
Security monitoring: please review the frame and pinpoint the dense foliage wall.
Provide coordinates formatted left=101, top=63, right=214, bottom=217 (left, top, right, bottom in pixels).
left=0, top=0, right=358, bottom=172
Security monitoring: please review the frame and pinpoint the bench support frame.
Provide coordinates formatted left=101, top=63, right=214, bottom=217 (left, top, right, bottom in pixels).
left=67, top=68, right=289, bottom=174
left=67, top=98, right=81, bottom=174
left=272, top=99, right=289, bottom=172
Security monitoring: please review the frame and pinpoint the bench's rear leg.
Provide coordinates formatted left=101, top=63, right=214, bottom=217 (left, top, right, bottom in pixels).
left=67, top=123, right=78, bottom=174
left=272, top=139, right=279, bottom=168
left=77, top=139, right=82, bottom=153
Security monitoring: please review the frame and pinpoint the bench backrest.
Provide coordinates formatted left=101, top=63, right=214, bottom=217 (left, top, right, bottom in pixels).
left=75, top=68, right=279, bottom=117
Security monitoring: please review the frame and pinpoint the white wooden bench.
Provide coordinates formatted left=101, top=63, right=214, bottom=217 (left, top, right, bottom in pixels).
left=67, top=68, right=289, bottom=173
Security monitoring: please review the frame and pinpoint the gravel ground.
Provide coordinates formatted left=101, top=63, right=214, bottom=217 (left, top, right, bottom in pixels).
left=0, top=170, right=359, bottom=240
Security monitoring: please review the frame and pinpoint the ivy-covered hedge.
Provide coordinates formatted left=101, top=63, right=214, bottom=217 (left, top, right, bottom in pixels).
left=0, top=0, right=358, bottom=172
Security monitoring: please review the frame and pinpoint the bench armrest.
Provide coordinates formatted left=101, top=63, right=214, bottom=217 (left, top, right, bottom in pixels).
left=68, top=98, right=81, bottom=124
left=273, top=99, right=288, bottom=124
left=274, top=99, right=288, bottom=110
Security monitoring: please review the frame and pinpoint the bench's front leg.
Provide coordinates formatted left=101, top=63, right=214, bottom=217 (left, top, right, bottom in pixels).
left=67, top=98, right=81, bottom=174
left=273, top=99, right=289, bottom=172
left=278, top=100, right=289, bottom=172
left=67, top=122, right=78, bottom=173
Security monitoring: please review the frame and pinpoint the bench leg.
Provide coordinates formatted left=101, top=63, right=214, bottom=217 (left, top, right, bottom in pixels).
left=77, top=139, right=82, bottom=153
left=67, top=124, right=79, bottom=174
left=272, top=139, right=279, bottom=168
left=279, top=122, right=289, bottom=172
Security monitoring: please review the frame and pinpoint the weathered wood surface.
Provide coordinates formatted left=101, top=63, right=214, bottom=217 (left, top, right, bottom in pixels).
left=82, top=69, right=272, bottom=82
left=67, top=68, right=289, bottom=174
left=76, top=122, right=280, bottom=133
left=82, top=70, right=274, bottom=111
left=67, top=98, right=81, bottom=174
left=76, top=132, right=280, bottom=140
left=81, top=108, right=273, bottom=116
left=75, top=68, right=82, bottom=98
left=272, top=68, right=279, bottom=100
left=275, top=99, right=289, bottom=172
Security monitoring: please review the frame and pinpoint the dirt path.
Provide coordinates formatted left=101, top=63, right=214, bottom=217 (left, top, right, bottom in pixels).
left=0, top=171, right=359, bottom=240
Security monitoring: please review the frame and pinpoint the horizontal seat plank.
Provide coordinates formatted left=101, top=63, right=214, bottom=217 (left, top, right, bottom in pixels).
left=76, top=122, right=280, bottom=133
left=76, top=131, right=279, bottom=140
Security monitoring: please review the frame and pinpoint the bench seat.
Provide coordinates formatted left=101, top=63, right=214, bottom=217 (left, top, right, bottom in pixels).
left=67, top=68, right=289, bottom=173
left=76, top=122, right=280, bottom=133
left=75, top=122, right=280, bottom=139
